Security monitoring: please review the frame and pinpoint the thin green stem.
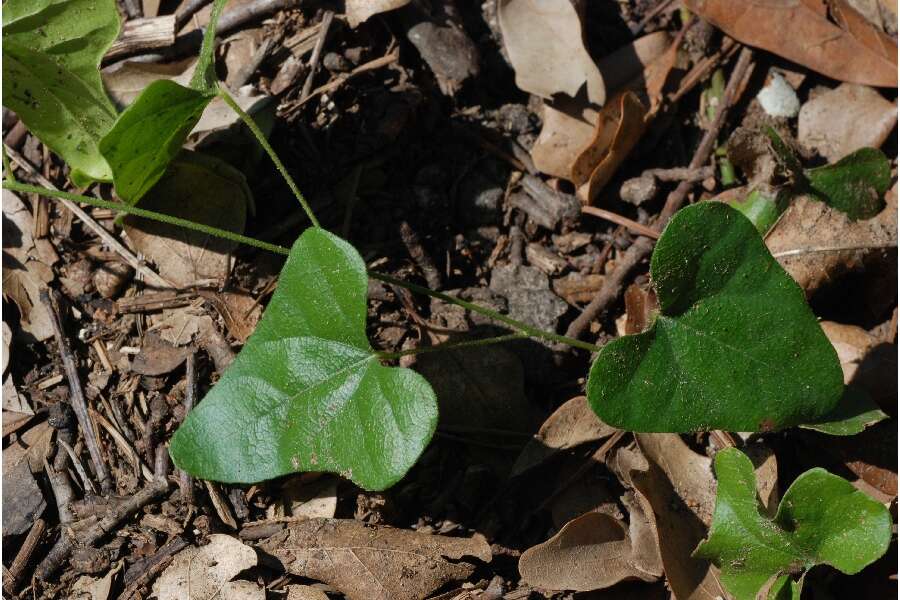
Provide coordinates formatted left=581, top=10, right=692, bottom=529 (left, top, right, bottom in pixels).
left=376, top=333, right=528, bottom=360
left=2, top=181, right=292, bottom=257
left=5, top=180, right=598, bottom=353
left=2, top=146, right=16, bottom=183
left=370, top=272, right=601, bottom=353
left=218, top=85, right=321, bottom=228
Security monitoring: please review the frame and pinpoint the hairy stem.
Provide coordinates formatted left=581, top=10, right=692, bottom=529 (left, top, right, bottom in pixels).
left=1, top=182, right=292, bottom=256
left=370, top=272, right=600, bottom=353
left=217, top=85, right=321, bottom=227
left=4, top=181, right=598, bottom=353
left=376, top=333, right=529, bottom=360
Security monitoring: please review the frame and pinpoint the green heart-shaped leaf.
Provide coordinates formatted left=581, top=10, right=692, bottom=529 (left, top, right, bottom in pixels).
left=694, top=448, right=892, bottom=600
left=169, top=228, right=438, bottom=491
left=99, top=0, right=229, bottom=204
left=2, top=0, right=120, bottom=181
left=587, top=202, right=843, bottom=432
left=805, top=147, right=891, bottom=220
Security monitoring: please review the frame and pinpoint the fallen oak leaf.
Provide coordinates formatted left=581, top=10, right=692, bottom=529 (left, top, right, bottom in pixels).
left=765, top=185, right=897, bottom=296
left=153, top=534, right=261, bottom=600
left=258, top=518, right=491, bottom=600
left=518, top=508, right=661, bottom=592
left=510, top=395, right=619, bottom=478
left=346, top=0, right=411, bottom=28
left=684, top=0, right=897, bottom=87
left=498, top=0, right=606, bottom=105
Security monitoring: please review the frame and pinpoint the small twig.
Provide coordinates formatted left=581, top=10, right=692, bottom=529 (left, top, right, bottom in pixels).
left=41, top=290, right=113, bottom=494
left=295, top=49, right=400, bottom=108
left=119, top=535, right=188, bottom=600
left=669, top=37, right=738, bottom=104
left=771, top=242, right=898, bottom=258
left=174, top=0, right=210, bottom=30
left=400, top=221, right=443, bottom=290
left=178, top=353, right=197, bottom=505
left=582, top=206, right=660, bottom=239
left=645, top=165, right=715, bottom=182
left=564, top=47, right=754, bottom=342
left=58, top=439, right=98, bottom=495
left=5, top=146, right=173, bottom=289
left=3, top=517, right=46, bottom=595
left=300, top=10, right=334, bottom=103
left=36, top=475, right=170, bottom=579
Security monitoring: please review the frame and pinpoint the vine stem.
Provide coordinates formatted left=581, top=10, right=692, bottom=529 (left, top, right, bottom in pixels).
left=217, top=85, right=321, bottom=228
left=1, top=182, right=292, bottom=256
left=370, top=272, right=601, bottom=352
left=376, top=333, right=529, bottom=360
left=2, top=181, right=599, bottom=354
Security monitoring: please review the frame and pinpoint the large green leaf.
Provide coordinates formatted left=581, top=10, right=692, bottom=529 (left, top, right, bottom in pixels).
left=99, top=0, right=229, bottom=204
left=169, top=228, right=438, bottom=491
left=587, top=202, right=843, bottom=432
left=694, top=448, right=892, bottom=600
left=2, top=0, right=120, bottom=181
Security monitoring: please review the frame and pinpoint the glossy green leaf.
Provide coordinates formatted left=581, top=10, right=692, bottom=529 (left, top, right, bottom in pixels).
left=805, top=148, right=891, bottom=220
left=800, top=385, right=888, bottom=436
left=587, top=202, right=843, bottom=432
left=2, top=0, right=120, bottom=181
left=99, top=81, right=211, bottom=204
left=99, top=0, right=228, bottom=204
left=694, top=448, right=892, bottom=600
left=169, top=228, right=438, bottom=491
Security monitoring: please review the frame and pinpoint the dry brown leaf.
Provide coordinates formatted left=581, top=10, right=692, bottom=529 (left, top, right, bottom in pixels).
left=153, top=534, right=261, bottom=600
left=634, top=434, right=716, bottom=526
left=3, top=190, right=55, bottom=341
left=798, top=83, right=897, bottom=162
left=259, top=518, right=491, bottom=600
left=203, top=290, right=263, bottom=343
left=266, top=476, right=338, bottom=520
left=498, top=0, right=605, bottom=105
left=285, top=586, right=330, bottom=600
left=346, top=0, right=411, bottom=28
left=765, top=187, right=898, bottom=295
left=124, top=155, right=249, bottom=288
left=575, top=91, right=648, bottom=204
left=822, top=321, right=878, bottom=383
left=2, top=321, right=11, bottom=374
left=684, top=0, right=897, bottom=87
left=511, top=395, right=619, bottom=477
left=609, top=446, right=725, bottom=600
left=131, top=332, right=191, bottom=376
left=519, top=509, right=661, bottom=592
left=3, top=422, right=52, bottom=538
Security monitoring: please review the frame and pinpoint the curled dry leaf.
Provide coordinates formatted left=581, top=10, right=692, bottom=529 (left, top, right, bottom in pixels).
left=765, top=186, right=897, bottom=295
left=530, top=33, right=677, bottom=203
left=498, top=0, right=605, bottom=105
left=153, top=534, right=261, bottom=600
left=684, top=0, right=897, bottom=87
left=511, top=395, right=619, bottom=477
left=518, top=506, right=662, bottom=592
left=346, top=0, right=412, bottom=28
left=799, top=84, right=897, bottom=163
left=259, top=518, right=492, bottom=600
left=124, top=153, right=250, bottom=288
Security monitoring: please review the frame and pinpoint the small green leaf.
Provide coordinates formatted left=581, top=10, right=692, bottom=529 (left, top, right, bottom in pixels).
left=694, top=448, right=892, bottom=600
left=805, top=148, right=891, bottom=220
left=99, top=0, right=229, bottom=204
left=587, top=202, right=843, bottom=432
left=765, top=127, right=804, bottom=182
left=2, top=0, right=120, bottom=180
left=169, top=228, right=438, bottom=491
left=100, top=81, right=211, bottom=204
left=801, top=385, right=888, bottom=436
